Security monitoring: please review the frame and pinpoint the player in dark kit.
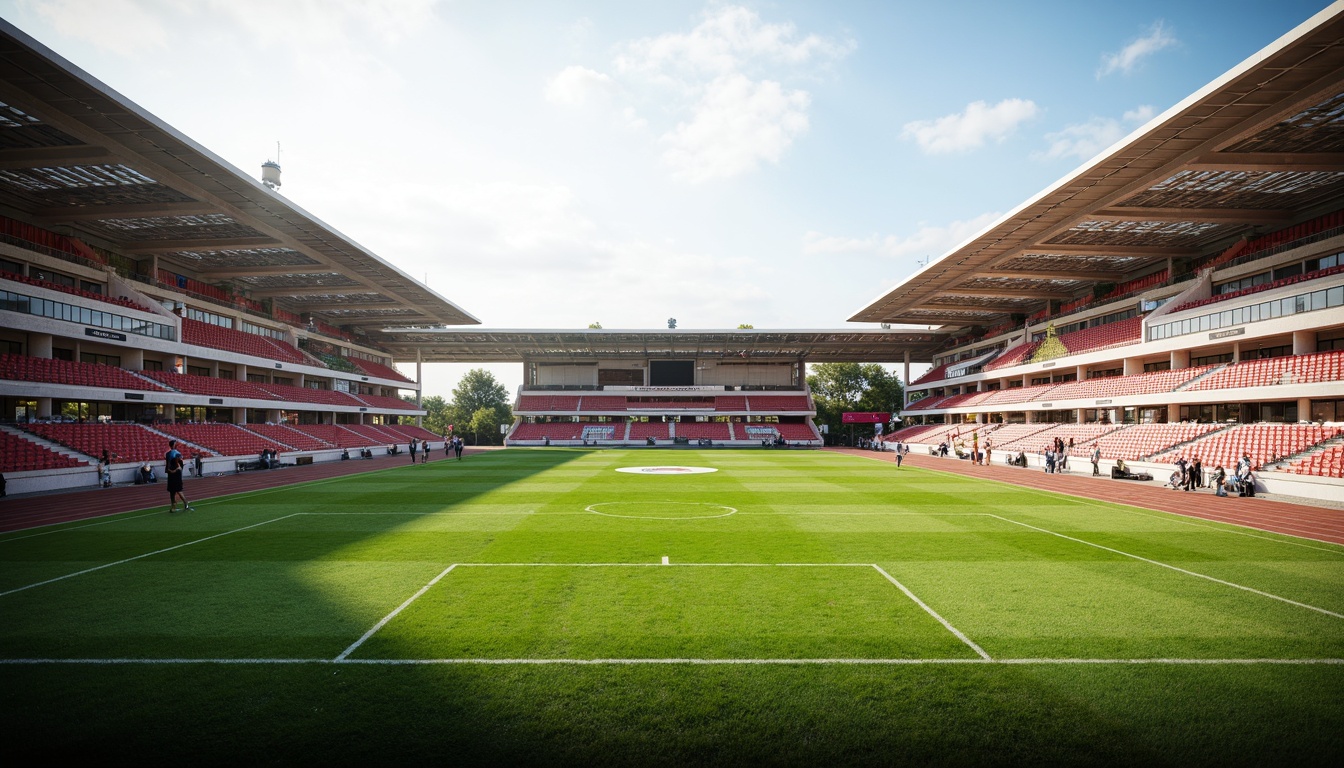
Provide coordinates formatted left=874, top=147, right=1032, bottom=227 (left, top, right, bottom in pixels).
left=165, top=439, right=193, bottom=513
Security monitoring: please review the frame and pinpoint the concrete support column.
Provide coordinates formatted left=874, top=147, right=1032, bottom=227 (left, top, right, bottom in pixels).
left=1123, top=357, right=1142, bottom=376
left=903, top=350, right=911, bottom=409
left=37, top=397, right=52, bottom=418
left=1076, top=365, right=1087, bottom=381
left=1292, top=330, right=1314, bottom=356
left=237, top=364, right=248, bottom=382
left=234, top=407, right=247, bottom=425
left=1076, top=409, right=1085, bottom=425
left=1299, top=397, right=1313, bottom=422
left=210, top=360, right=220, bottom=377
left=29, top=333, right=52, bottom=358
left=1232, top=341, right=1240, bottom=364
left=123, top=347, right=144, bottom=370
left=1168, top=404, right=1179, bottom=423
left=1171, top=349, right=1190, bottom=369
left=267, top=409, right=282, bottom=424
left=415, top=352, right=424, bottom=427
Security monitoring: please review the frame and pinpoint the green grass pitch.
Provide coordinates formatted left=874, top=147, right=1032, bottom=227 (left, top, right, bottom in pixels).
left=2, top=449, right=1341, bottom=765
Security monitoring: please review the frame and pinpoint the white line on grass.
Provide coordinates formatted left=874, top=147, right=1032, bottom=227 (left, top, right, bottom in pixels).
left=898, top=454, right=1344, bottom=555
left=0, top=461, right=429, bottom=541
left=0, top=513, right=300, bottom=598
left=988, top=514, right=1344, bottom=619
left=2, top=657, right=1340, bottom=666
left=335, top=563, right=458, bottom=662
left=450, top=562, right=876, bottom=567
left=871, top=564, right=991, bottom=660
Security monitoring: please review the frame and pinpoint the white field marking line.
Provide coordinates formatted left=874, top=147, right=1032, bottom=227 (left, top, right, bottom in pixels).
left=0, top=462, right=423, bottom=541
left=1065, top=497, right=1344, bottom=556
left=987, top=514, right=1344, bottom=620
left=295, top=511, right=537, bottom=516
left=586, top=501, right=737, bottom=520
left=4, top=657, right=1340, bottom=666
left=0, top=513, right=300, bottom=599
left=0, top=510, right=165, bottom=543
left=870, top=564, right=991, bottom=660
left=905, top=453, right=1344, bottom=555
left=450, top=563, right=876, bottom=568
left=335, top=563, right=458, bottom=662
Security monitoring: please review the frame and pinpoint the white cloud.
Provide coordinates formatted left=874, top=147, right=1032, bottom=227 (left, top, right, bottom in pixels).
left=1098, top=21, right=1177, bottom=78
left=661, top=75, right=810, bottom=182
left=546, top=66, right=615, bottom=107
left=1038, top=104, right=1155, bottom=161
left=546, top=5, right=853, bottom=183
left=24, top=0, right=171, bottom=56
left=900, top=99, right=1038, bottom=154
left=615, top=5, right=854, bottom=76
left=803, top=212, right=1001, bottom=260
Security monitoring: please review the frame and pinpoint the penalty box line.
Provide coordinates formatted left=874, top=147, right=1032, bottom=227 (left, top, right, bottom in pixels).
left=987, top=514, right=1344, bottom=620
left=334, top=561, right=989, bottom=663
left=0, top=513, right=301, bottom=599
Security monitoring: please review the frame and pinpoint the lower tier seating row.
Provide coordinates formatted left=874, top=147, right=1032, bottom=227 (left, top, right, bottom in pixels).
left=0, top=429, right=88, bottom=473
left=1283, top=445, right=1344, bottom=479
left=910, top=351, right=1341, bottom=412
left=0, top=354, right=166, bottom=391
left=1158, top=424, right=1344, bottom=471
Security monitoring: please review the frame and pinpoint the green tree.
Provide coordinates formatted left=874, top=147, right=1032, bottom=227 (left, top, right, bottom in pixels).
left=449, top=369, right=512, bottom=444
left=806, top=362, right=904, bottom=445
left=737, top=323, right=754, bottom=329
left=419, top=394, right=451, bottom=436
left=588, top=321, right=603, bottom=329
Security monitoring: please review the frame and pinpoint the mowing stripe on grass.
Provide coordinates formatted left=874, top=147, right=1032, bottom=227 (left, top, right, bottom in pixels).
left=878, top=453, right=1344, bottom=554
left=0, top=513, right=299, bottom=598
left=336, top=563, right=459, bottom=662
left=871, top=564, right=991, bottom=660
left=989, top=514, right=1344, bottom=619
left=2, top=657, right=1341, bottom=665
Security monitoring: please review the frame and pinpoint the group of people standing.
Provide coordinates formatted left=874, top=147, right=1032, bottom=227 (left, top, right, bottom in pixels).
left=408, top=435, right=464, bottom=463
left=1042, top=436, right=1074, bottom=473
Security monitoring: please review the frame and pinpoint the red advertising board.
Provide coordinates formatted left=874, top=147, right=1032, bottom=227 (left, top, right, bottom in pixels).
left=841, top=412, right=890, bottom=424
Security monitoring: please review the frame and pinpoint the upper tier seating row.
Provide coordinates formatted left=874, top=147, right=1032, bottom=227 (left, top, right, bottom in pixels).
left=1168, top=264, right=1344, bottom=314
left=1160, top=423, right=1343, bottom=471
left=1201, top=210, right=1344, bottom=272
left=353, top=393, right=420, bottom=411
left=182, top=318, right=307, bottom=364
left=350, top=358, right=415, bottom=383
left=0, top=429, right=88, bottom=473
left=1, top=269, right=150, bottom=312
left=1058, top=316, right=1144, bottom=355
left=0, top=354, right=166, bottom=392
left=1189, top=350, right=1344, bottom=391
left=142, top=369, right=277, bottom=400
left=988, top=423, right=1125, bottom=454
left=514, top=394, right=810, bottom=412
left=1075, top=423, right=1223, bottom=462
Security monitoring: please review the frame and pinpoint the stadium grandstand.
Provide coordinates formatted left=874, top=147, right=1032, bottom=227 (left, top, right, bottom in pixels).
left=0, top=21, right=475, bottom=493
left=852, top=7, right=1344, bottom=501
left=2, top=7, right=1344, bottom=508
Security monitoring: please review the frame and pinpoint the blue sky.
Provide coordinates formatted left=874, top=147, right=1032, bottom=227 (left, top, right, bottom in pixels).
left=0, top=0, right=1329, bottom=395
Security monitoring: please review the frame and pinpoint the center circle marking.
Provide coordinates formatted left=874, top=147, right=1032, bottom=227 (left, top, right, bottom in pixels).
left=615, top=466, right=718, bottom=475
left=586, top=501, right=738, bottom=520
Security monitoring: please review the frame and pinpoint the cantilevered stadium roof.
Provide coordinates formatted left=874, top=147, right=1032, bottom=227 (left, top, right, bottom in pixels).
left=0, top=20, right=478, bottom=329
left=851, top=3, right=1344, bottom=327
left=374, top=328, right=950, bottom=363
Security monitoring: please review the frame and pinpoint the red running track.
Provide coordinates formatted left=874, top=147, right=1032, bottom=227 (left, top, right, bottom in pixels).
left=0, top=448, right=486, bottom=533
left=829, top=447, right=1344, bottom=546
